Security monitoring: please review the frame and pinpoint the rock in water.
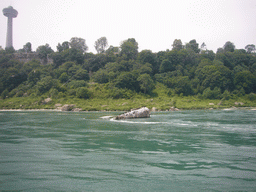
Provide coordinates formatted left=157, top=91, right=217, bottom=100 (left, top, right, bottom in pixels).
left=115, top=107, right=150, bottom=120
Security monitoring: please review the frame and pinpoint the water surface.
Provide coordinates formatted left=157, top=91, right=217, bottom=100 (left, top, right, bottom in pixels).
left=0, top=110, right=255, bottom=191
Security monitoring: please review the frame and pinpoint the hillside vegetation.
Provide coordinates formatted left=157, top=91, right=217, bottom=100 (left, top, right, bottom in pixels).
left=0, top=38, right=256, bottom=111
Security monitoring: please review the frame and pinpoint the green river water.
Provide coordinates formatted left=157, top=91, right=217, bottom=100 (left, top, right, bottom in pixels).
left=0, top=110, right=255, bottom=191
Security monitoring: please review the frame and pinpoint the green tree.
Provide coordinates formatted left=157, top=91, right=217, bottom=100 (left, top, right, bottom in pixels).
left=36, top=44, right=54, bottom=64
left=174, top=76, right=193, bottom=96
left=245, top=44, right=255, bottom=54
left=216, top=48, right=224, bottom=54
left=92, top=69, right=109, bottom=84
left=196, top=62, right=233, bottom=92
left=114, top=71, right=139, bottom=91
left=73, top=69, right=89, bottom=81
left=76, top=87, right=91, bottom=99
left=23, top=42, right=32, bottom=53
left=200, top=42, right=207, bottom=51
left=105, top=46, right=119, bottom=55
left=200, top=50, right=215, bottom=61
left=67, top=80, right=87, bottom=89
left=120, top=38, right=138, bottom=60
left=234, top=70, right=256, bottom=94
left=159, top=59, right=174, bottom=73
left=138, top=50, right=158, bottom=74
left=185, top=39, right=200, bottom=53
left=172, top=39, right=183, bottom=51
left=202, top=87, right=221, bottom=99
left=36, top=76, right=53, bottom=93
left=59, top=72, right=69, bottom=83
left=134, top=63, right=153, bottom=75
left=1, top=89, right=9, bottom=99
left=5, top=46, right=15, bottom=54
left=57, top=41, right=69, bottom=52
left=94, top=37, right=108, bottom=53
left=61, top=48, right=84, bottom=64
left=86, top=53, right=109, bottom=72
left=51, top=52, right=64, bottom=68
left=69, top=37, right=88, bottom=53
left=28, top=70, right=41, bottom=85
left=223, top=41, right=235, bottom=52
left=137, top=74, right=155, bottom=94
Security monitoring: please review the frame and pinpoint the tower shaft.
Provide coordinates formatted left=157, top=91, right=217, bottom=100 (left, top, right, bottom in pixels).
left=2, top=6, right=18, bottom=48
left=6, top=16, right=13, bottom=48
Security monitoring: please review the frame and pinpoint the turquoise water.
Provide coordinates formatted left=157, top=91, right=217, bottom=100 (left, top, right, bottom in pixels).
left=0, top=110, right=256, bottom=191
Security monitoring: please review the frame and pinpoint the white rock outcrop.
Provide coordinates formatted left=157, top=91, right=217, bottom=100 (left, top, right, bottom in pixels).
left=115, top=107, right=150, bottom=120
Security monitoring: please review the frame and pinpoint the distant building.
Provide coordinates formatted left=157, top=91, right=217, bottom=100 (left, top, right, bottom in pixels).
left=14, top=52, right=53, bottom=65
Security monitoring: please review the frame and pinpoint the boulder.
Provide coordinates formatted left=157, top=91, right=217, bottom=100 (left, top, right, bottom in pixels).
left=55, top=103, right=62, bottom=107
left=42, top=98, right=52, bottom=104
left=115, top=107, right=150, bottom=120
left=72, top=108, right=82, bottom=112
left=235, top=102, right=244, bottom=105
left=151, top=107, right=157, bottom=112
left=169, top=107, right=179, bottom=111
left=61, top=104, right=75, bottom=111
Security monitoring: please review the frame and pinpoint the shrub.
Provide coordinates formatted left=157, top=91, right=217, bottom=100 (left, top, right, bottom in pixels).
left=36, top=76, right=53, bottom=94
left=76, top=87, right=91, bottom=99
left=1, top=89, right=9, bottom=99
left=222, top=90, right=231, bottom=100
left=49, top=88, right=59, bottom=99
left=68, top=89, right=76, bottom=96
left=16, top=91, right=24, bottom=97
left=248, top=93, right=256, bottom=101
left=59, top=72, right=69, bottom=83
left=202, top=87, right=221, bottom=99
left=67, top=80, right=87, bottom=89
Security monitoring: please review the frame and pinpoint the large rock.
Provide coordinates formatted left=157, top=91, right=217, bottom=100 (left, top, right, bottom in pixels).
left=61, top=104, right=75, bottom=111
left=42, top=98, right=52, bottom=104
left=115, top=107, right=150, bottom=120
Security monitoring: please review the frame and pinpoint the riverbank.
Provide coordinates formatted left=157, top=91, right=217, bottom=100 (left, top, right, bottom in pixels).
left=0, top=94, right=256, bottom=112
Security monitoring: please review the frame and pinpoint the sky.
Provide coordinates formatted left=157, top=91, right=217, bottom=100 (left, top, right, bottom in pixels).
left=1, top=0, right=256, bottom=53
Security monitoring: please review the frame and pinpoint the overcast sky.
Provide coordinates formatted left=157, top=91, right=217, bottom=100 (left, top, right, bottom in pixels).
left=1, top=0, right=256, bottom=53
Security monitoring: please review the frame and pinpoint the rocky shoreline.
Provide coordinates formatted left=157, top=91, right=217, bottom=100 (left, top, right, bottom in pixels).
left=1, top=106, right=256, bottom=112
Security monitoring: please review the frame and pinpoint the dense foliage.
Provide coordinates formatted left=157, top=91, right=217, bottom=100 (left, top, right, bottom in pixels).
left=0, top=37, right=256, bottom=106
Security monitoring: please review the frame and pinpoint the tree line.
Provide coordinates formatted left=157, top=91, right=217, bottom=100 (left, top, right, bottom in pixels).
left=0, top=37, right=256, bottom=100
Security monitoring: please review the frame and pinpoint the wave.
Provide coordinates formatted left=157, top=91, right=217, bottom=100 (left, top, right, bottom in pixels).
left=110, top=118, right=162, bottom=124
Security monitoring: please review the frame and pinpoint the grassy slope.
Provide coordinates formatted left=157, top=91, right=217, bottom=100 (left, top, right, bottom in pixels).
left=0, top=83, right=255, bottom=111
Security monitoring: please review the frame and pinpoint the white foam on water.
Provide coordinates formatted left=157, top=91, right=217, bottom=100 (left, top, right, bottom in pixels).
left=110, top=118, right=162, bottom=124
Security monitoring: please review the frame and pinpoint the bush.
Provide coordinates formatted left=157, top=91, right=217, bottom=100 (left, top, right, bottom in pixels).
left=232, top=88, right=245, bottom=97
left=16, top=91, right=24, bottom=97
left=1, top=89, right=9, bottom=99
left=202, top=87, right=221, bottom=99
left=248, top=93, right=256, bottom=101
left=108, top=88, right=133, bottom=99
left=36, top=76, right=53, bottom=94
left=67, top=80, right=87, bottom=89
left=59, top=72, right=69, bottom=83
left=68, top=89, right=76, bottom=96
left=222, top=90, right=231, bottom=100
left=76, top=87, right=91, bottom=99
left=49, top=88, right=59, bottom=99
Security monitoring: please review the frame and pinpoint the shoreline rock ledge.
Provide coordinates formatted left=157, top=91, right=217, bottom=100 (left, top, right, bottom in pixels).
left=115, top=107, right=150, bottom=120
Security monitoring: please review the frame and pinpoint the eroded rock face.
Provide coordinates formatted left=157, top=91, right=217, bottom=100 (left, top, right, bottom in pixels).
left=115, top=107, right=150, bottom=120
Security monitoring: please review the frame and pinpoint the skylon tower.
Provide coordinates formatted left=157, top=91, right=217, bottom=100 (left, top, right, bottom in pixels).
left=2, top=6, right=18, bottom=48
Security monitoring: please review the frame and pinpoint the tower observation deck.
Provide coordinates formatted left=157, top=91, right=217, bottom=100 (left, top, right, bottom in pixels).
left=3, top=6, right=18, bottom=48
